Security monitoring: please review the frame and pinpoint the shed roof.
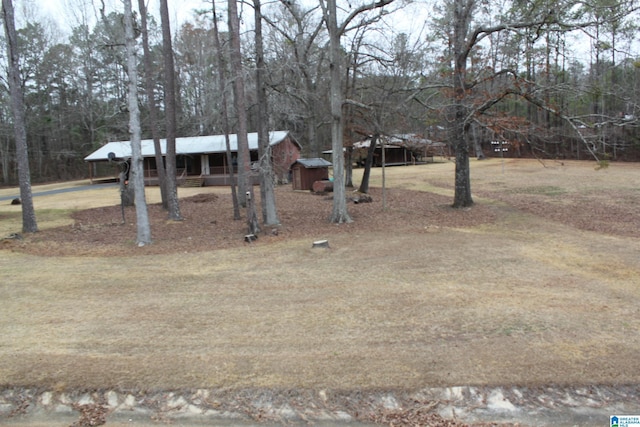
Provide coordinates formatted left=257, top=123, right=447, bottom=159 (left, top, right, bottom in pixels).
left=295, top=158, right=332, bottom=168
left=84, top=131, right=296, bottom=162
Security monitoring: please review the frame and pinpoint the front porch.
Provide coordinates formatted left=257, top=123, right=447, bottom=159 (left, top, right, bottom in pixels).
left=140, top=152, right=259, bottom=186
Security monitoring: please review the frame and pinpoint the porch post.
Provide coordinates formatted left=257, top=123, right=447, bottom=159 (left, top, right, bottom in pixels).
left=201, top=154, right=210, bottom=175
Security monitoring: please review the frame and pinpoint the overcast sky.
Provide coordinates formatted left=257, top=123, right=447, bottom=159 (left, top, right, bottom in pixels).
left=25, top=0, right=595, bottom=62
left=33, top=0, right=207, bottom=34
left=29, top=0, right=432, bottom=52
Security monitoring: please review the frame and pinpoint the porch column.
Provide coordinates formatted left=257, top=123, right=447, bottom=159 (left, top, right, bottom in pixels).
left=201, top=154, right=210, bottom=175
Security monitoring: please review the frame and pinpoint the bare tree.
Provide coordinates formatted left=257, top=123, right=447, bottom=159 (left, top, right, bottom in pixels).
left=138, top=0, right=169, bottom=209
left=124, top=0, right=151, bottom=245
left=345, top=31, right=424, bottom=194
left=358, top=132, right=378, bottom=194
left=319, top=0, right=395, bottom=223
left=159, top=0, right=183, bottom=221
left=321, top=0, right=351, bottom=223
left=228, top=0, right=259, bottom=234
left=253, top=0, right=279, bottom=227
left=450, top=0, right=475, bottom=208
left=263, top=1, right=327, bottom=157
left=211, top=0, right=241, bottom=220
left=2, top=0, right=38, bottom=233
left=433, top=0, right=630, bottom=207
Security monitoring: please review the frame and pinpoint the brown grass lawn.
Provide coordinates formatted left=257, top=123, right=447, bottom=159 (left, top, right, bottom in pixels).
left=0, top=158, right=639, bottom=393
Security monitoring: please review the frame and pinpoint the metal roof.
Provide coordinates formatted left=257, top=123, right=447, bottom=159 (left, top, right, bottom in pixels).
left=84, top=131, right=294, bottom=162
left=353, top=134, right=437, bottom=149
left=295, top=158, right=332, bottom=168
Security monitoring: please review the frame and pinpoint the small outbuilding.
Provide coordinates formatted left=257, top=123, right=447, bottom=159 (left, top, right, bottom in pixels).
left=291, top=158, right=332, bottom=191
left=353, top=134, right=448, bottom=166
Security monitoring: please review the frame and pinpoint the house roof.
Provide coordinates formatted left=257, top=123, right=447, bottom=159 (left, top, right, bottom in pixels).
left=295, top=158, right=332, bottom=168
left=84, top=131, right=297, bottom=162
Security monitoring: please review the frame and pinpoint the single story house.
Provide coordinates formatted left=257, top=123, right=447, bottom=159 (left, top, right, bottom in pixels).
left=291, top=158, right=332, bottom=191
left=84, top=131, right=301, bottom=186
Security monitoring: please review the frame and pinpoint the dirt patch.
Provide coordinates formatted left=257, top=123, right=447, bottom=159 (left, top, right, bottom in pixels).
left=4, top=160, right=640, bottom=258
left=12, top=186, right=498, bottom=257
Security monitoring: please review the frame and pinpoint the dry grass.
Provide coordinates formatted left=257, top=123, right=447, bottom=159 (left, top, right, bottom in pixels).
left=1, top=159, right=640, bottom=392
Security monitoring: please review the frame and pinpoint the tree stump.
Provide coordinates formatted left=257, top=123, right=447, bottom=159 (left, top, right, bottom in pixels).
left=312, top=239, right=330, bottom=249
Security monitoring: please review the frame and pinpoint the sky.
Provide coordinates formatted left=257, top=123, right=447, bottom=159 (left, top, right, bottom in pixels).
left=35, top=0, right=208, bottom=34
left=33, top=0, right=429, bottom=38
left=28, top=0, right=597, bottom=63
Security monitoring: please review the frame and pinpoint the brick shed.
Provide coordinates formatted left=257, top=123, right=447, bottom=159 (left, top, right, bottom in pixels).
left=291, top=158, right=332, bottom=191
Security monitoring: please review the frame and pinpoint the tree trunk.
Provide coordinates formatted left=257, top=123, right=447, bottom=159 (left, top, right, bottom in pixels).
left=159, top=0, right=183, bottom=221
left=326, top=0, right=352, bottom=223
left=228, top=0, right=247, bottom=206
left=254, top=0, right=279, bottom=226
left=119, top=165, right=135, bottom=207
left=451, top=0, right=474, bottom=208
left=453, top=132, right=472, bottom=207
left=229, top=0, right=259, bottom=234
left=138, top=0, right=168, bottom=209
left=358, top=133, right=378, bottom=193
left=472, top=124, right=484, bottom=160
left=307, top=121, right=318, bottom=158
left=2, top=0, right=38, bottom=233
left=124, top=0, right=152, bottom=245
left=345, top=146, right=353, bottom=188
left=344, top=49, right=359, bottom=190
left=211, top=0, right=241, bottom=220
left=0, top=137, right=9, bottom=184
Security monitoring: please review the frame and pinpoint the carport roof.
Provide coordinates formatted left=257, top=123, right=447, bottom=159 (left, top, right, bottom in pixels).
left=84, top=131, right=296, bottom=162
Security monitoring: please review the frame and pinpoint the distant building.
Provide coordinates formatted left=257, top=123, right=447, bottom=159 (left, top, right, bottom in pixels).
left=290, top=158, right=332, bottom=191
left=352, top=134, right=448, bottom=166
left=84, top=131, right=301, bottom=186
